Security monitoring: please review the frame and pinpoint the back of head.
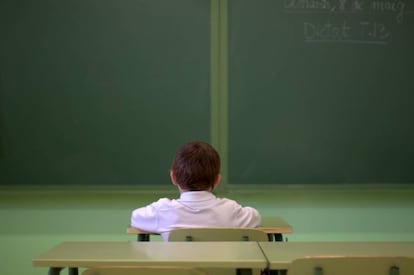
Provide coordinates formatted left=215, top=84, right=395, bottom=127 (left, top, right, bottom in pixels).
left=171, top=141, right=221, bottom=191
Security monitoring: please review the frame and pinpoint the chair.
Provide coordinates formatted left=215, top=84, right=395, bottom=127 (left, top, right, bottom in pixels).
left=168, top=227, right=268, bottom=275
left=168, top=227, right=269, bottom=242
left=287, top=256, right=414, bottom=275
left=82, top=266, right=208, bottom=275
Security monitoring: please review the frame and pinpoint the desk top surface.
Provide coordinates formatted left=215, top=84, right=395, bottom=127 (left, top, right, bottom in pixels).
left=259, top=242, right=414, bottom=269
left=126, top=216, right=293, bottom=234
left=33, top=241, right=267, bottom=269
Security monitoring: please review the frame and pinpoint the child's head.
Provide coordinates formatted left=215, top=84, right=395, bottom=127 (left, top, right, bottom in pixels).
left=170, top=141, right=221, bottom=192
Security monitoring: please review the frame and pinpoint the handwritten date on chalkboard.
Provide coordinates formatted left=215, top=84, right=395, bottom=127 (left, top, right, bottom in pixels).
left=284, top=0, right=407, bottom=45
left=304, top=21, right=390, bottom=45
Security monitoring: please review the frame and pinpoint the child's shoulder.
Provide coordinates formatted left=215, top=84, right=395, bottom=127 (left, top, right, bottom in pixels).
left=215, top=196, right=244, bottom=205
left=151, top=197, right=177, bottom=206
left=154, top=197, right=173, bottom=203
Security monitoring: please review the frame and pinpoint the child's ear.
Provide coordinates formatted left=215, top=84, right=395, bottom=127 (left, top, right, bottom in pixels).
left=170, top=170, right=178, bottom=186
left=212, top=174, right=221, bottom=189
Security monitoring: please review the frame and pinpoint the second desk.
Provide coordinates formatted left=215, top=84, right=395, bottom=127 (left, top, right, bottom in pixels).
left=127, top=216, right=293, bottom=242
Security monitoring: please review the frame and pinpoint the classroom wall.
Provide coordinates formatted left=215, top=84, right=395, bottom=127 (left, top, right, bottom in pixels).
left=1, top=187, right=414, bottom=275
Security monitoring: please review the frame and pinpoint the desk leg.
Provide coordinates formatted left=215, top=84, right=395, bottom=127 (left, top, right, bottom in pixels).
left=274, top=233, right=283, bottom=242
left=47, top=267, right=78, bottom=275
left=236, top=268, right=252, bottom=275
left=266, top=270, right=287, bottom=275
left=267, top=233, right=286, bottom=242
left=68, top=267, right=78, bottom=275
left=137, top=234, right=150, bottom=242
left=48, top=267, right=63, bottom=275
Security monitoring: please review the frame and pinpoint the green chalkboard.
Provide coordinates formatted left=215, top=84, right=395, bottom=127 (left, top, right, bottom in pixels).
left=0, top=0, right=211, bottom=185
left=228, top=0, right=414, bottom=184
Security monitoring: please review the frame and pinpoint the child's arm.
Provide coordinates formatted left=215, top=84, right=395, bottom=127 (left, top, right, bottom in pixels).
left=130, top=198, right=170, bottom=233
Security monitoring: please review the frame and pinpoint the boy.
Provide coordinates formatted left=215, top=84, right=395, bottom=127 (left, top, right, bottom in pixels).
left=130, top=140, right=261, bottom=241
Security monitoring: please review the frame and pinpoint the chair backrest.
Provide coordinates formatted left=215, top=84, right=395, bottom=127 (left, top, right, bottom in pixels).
left=287, top=256, right=414, bottom=275
left=167, top=227, right=269, bottom=242
left=82, top=266, right=208, bottom=275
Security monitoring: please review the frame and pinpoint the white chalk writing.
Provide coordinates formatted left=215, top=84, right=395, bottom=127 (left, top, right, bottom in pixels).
left=284, top=0, right=406, bottom=23
left=284, top=0, right=409, bottom=45
left=304, top=21, right=391, bottom=44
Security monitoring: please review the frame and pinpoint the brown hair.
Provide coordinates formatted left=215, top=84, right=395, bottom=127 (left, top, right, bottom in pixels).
left=171, top=141, right=221, bottom=191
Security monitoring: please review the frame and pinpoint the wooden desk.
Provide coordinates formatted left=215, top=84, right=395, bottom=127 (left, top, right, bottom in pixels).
left=33, top=241, right=268, bottom=275
left=258, top=242, right=414, bottom=271
left=127, top=216, right=293, bottom=242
